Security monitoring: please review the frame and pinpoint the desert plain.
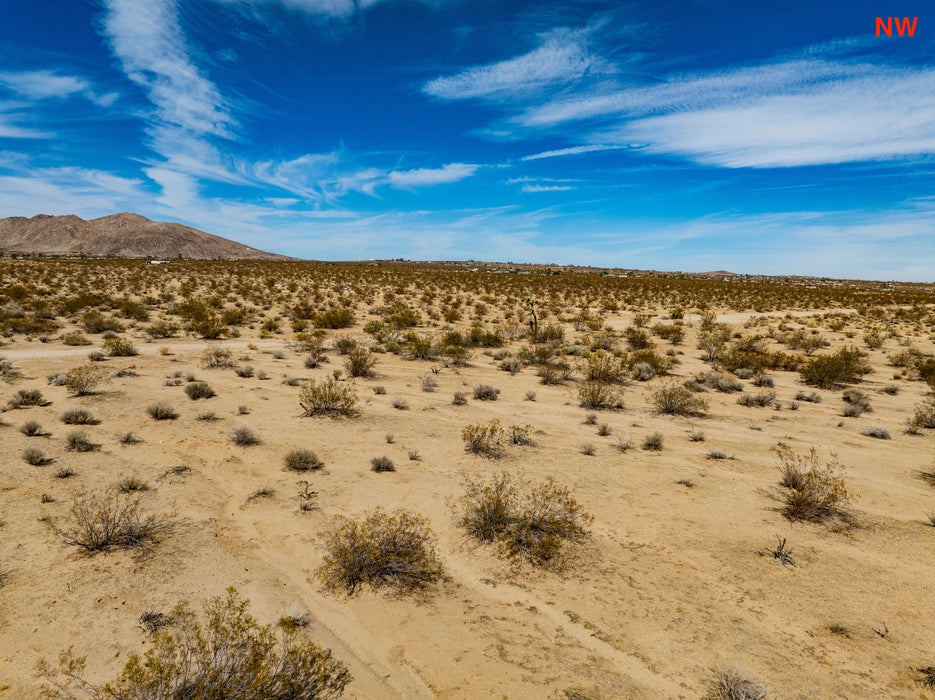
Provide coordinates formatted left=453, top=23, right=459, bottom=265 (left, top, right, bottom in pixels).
left=0, top=258, right=934, bottom=699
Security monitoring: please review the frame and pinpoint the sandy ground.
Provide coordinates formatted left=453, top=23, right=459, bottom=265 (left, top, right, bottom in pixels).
left=1, top=308, right=934, bottom=699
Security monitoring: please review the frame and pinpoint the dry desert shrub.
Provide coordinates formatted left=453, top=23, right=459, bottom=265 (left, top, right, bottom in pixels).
left=147, top=402, right=179, bottom=420
left=705, top=667, right=767, bottom=700
left=344, top=346, right=377, bottom=378
left=184, top=381, right=216, bottom=400
left=737, top=392, right=776, bottom=408
left=861, top=425, right=891, bottom=440
left=299, top=377, right=358, bottom=417
left=21, top=420, right=47, bottom=436
left=456, top=472, right=591, bottom=566
left=651, top=382, right=708, bottom=416
left=462, top=420, right=505, bottom=459
left=61, top=331, right=92, bottom=346
left=909, top=397, right=935, bottom=430
left=53, top=493, right=170, bottom=554
left=8, top=388, right=50, bottom=408
left=777, top=446, right=850, bottom=523
left=231, top=427, right=261, bottom=446
left=65, top=364, right=109, bottom=396
left=23, top=446, right=49, bottom=466
left=318, top=509, right=442, bottom=595
left=65, top=430, right=98, bottom=452
left=201, top=345, right=234, bottom=368
left=284, top=449, right=324, bottom=472
left=60, top=408, right=99, bottom=425
left=472, top=384, right=500, bottom=400
left=0, top=356, right=24, bottom=382
left=37, top=587, right=350, bottom=700
left=452, top=391, right=468, bottom=406
left=577, top=381, right=624, bottom=410
left=370, top=456, right=396, bottom=472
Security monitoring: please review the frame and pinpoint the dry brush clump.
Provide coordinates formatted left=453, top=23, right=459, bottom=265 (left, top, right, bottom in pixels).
left=53, top=493, right=171, bottom=554
left=777, top=446, right=851, bottom=523
left=704, top=667, right=767, bottom=700
left=455, top=472, right=591, bottom=566
left=318, top=509, right=442, bottom=595
left=651, top=382, right=708, bottom=416
left=37, top=587, right=350, bottom=700
left=800, top=346, right=871, bottom=388
left=298, top=377, right=358, bottom=418
left=462, top=420, right=506, bottom=459
left=64, top=364, right=110, bottom=396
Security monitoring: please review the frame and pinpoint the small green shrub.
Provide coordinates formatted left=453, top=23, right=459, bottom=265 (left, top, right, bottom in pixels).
left=800, top=346, right=871, bottom=388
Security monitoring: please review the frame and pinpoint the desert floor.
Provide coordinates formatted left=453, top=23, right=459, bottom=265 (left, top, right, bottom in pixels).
left=1, top=270, right=934, bottom=699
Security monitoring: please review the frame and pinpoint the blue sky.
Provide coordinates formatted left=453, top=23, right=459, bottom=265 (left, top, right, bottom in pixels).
left=1, top=0, right=933, bottom=279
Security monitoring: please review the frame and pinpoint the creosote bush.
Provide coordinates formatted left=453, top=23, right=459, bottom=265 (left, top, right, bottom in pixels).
left=651, top=382, right=708, bottom=416
left=472, top=384, right=500, bottom=401
left=299, top=377, right=358, bottom=418
left=462, top=420, right=506, bottom=459
left=800, top=346, right=871, bottom=388
left=456, top=472, right=591, bottom=566
left=777, top=446, right=851, bottom=523
left=64, top=364, right=109, bottom=396
left=344, top=346, right=377, bottom=378
left=37, top=587, right=350, bottom=700
left=577, top=381, right=624, bottom=410
left=103, top=336, right=138, bottom=357
left=318, top=509, right=442, bottom=595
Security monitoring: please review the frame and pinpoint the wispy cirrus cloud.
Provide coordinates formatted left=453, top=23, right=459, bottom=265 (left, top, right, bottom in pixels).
left=101, top=0, right=235, bottom=139
left=252, top=152, right=480, bottom=200
left=0, top=70, right=118, bottom=107
left=423, top=26, right=613, bottom=103
left=212, top=0, right=450, bottom=21
left=430, top=25, right=935, bottom=169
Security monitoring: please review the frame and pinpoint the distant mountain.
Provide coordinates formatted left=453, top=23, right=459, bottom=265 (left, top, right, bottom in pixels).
left=0, top=213, right=293, bottom=260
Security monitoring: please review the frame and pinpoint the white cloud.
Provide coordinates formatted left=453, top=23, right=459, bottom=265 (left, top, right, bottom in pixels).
left=521, top=144, right=621, bottom=161
left=387, top=162, right=479, bottom=188
left=423, top=27, right=611, bottom=102
left=212, top=0, right=447, bottom=20
left=0, top=70, right=119, bottom=107
left=100, top=0, right=235, bottom=139
left=521, top=184, right=574, bottom=192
